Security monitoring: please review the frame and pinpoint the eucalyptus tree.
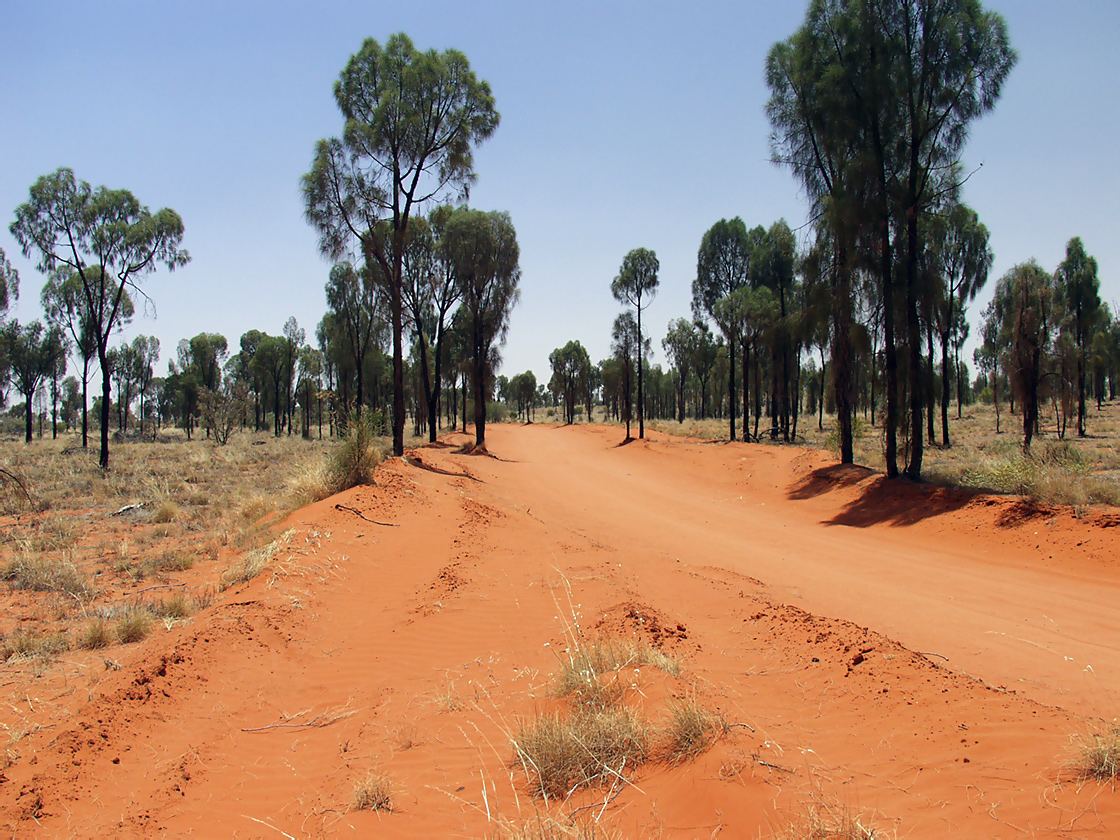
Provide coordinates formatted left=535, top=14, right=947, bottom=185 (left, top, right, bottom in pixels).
left=0, top=247, right=17, bottom=317
left=238, top=329, right=267, bottom=430
left=405, top=207, right=464, bottom=441
left=1055, top=237, right=1102, bottom=437
left=767, top=0, right=1015, bottom=477
left=751, top=220, right=798, bottom=441
left=282, top=317, right=305, bottom=435
left=983, top=261, right=1055, bottom=453
left=612, top=312, right=640, bottom=439
left=613, top=248, right=659, bottom=439
left=3, top=320, right=66, bottom=443
left=302, top=33, right=499, bottom=456
left=443, top=208, right=520, bottom=449
left=41, top=266, right=135, bottom=448
left=928, top=203, right=992, bottom=446
left=325, top=261, right=382, bottom=415
left=549, top=340, right=591, bottom=425
left=662, top=318, right=699, bottom=423
left=692, top=220, right=753, bottom=438
left=11, top=167, right=188, bottom=468
left=131, top=335, right=160, bottom=433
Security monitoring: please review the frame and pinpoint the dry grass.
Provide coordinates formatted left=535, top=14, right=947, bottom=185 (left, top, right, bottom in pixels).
left=661, top=694, right=727, bottom=764
left=1070, top=724, right=1120, bottom=781
left=493, top=813, right=624, bottom=839
left=290, top=413, right=386, bottom=505
left=3, top=552, right=94, bottom=602
left=1, top=627, right=69, bottom=661
left=513, top=704, right=651, bottom=800
left=76, top=618, right=113, bottom=650
left=220, top=529, right=295, bottom=590
left=115, top=609, right=153, bottom=644
left=776, top=799, right=885, bottom=839
left=352, top=772, right=394, bottom=812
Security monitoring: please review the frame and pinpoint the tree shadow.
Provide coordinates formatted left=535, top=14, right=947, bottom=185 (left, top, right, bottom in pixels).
left=403, top=451, right=481, bottom=481
left=788, top=463, right=976, bottom=527
left=614, top=436, right=636, bottom=448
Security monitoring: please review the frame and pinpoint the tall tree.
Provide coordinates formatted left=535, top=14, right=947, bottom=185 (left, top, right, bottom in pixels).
left=613, top=248, right=659, bottom=440
left=612, top=313, right=640, bottom=439
left=1055, top=237, right=1102, bottom=438
left=443, top=208, right=520, bottom=449
left=302, top=33, right=499, bottom=457
left=662, top=318, right=699, bottom=423
left=41, top=266, right=134, bottom=448
left=549, top=340, right=591, bottom=425
left=3, top=320, right=65, bottom=443
left=692, top=220, right=753, bottom=440
left=11, top=168, right=188, bottom=468
left=928, top=203, right=992, bottom=446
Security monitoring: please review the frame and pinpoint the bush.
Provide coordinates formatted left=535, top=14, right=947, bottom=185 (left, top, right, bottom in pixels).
left=326, top=411, right=381, bottom=495
left=4, top=553, right=94, bottom=601
left=352, top=772, right=393, bottom=812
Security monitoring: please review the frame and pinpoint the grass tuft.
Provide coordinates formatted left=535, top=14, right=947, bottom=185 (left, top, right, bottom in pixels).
left=1, top=628, right=69, bottom=661
left=513, top=705, right=650, bottom=800
left=662, top=694, right=727, bottom=764
left=1071, top=724, right=1120, bottom=781
left=115, top=609, right=153, bottom=644
left=776, top=800, right=884, bottom=839
left=352, top=772, right=393, bottom=812
left=76, top=618, right=113, bottom=650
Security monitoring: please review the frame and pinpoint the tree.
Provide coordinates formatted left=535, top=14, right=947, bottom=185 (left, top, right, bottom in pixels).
left=612, top=313, right=641, bottom=439
left=41, top=266, right=135, bottom=448
left=282, top=317, right=305, bottom=435
left=989, top=261, right=1055, bottom=453
left=929, top=204, right=992, bottom=445
left=302, top=33, right=499, bottom=457
left=766, top=0, right=1015, bottom=477
left=1055, top=237, right=1102, bottom=437
left=693, top=220, right=752, bottom=440
left=3, top=320, right=65, bottom=442
left=662, top=318, right=699, bottom=423
left=11, top=168, right=188, bottom=468
left=443, top=209, right=520, bottom=449
left=612, top=248, right=659, bottom=439
left=0, top=247, right=18, bottom=318
left=549, top=341, right=591, bottom=425
left=131, top=335, right=160, bottom=434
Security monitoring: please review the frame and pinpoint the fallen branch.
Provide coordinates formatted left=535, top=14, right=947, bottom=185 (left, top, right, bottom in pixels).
left=334, top=504, right=398, bottom=526
left=111, top=502, right=149, bottom=517
left=918, top=651, right=950, bottom=662
left=0, top=468, right=33, bottom=506
left=241, top=704, right=357, bottom=733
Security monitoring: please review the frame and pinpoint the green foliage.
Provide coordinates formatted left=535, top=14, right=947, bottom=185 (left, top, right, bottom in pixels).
left=326, top=411, right=382, bottom=495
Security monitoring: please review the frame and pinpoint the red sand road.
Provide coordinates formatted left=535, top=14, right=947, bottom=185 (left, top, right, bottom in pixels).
left=3, top=422, right=1120, bottom=837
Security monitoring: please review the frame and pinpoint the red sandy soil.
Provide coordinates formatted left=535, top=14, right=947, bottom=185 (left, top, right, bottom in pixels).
left=4, top=423, right=1120, bottom=837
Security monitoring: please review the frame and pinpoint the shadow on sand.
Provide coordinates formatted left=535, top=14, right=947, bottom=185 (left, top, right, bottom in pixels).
left=788, top=463, right=977, bottom=528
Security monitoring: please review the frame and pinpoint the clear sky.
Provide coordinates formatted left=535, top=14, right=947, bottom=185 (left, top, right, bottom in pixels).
left=2, top=1, right=1117, bottom=385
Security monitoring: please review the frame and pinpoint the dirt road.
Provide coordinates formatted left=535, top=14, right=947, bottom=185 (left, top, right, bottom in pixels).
left=3, top=423, right=1119, bottom=837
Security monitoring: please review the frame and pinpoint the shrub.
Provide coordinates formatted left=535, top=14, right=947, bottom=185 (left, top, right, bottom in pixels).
left=320, top=411, right=381, bottom=499
left=2, top=628, right=69, bottom=661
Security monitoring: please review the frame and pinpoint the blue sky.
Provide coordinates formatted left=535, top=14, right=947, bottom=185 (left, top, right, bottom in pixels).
left=2, top=1, right=1117, bottom=384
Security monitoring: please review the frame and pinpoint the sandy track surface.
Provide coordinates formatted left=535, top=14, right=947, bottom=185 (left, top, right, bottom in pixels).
left=3, top=423, right=1120, bottom=837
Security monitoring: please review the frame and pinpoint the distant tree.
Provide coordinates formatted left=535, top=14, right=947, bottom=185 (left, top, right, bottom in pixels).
left=989, top=261, right=1055, bottom=453
left=693, top=219, right=754, bottom=439
left=131, top=335, right=160, bottom=434
left=11, top=168, right=188, bottom=468
left=3, top=320, right=65, bottom=442
left=612, top=312, right=640, bottom=439
left=549, top=341, right=591, bottom=425
left=1055, top=237, right=1102, bottom=437
left=612, top=248, right=659, bottom=439
left=443, top=209, right=520, bottom=449
left=42, top=266, right=134, bottom=447
left=282, top=317, right=305, bottom=435
left=303, top=33, right=499, bottom=457
left=662, top=318, right=699, bottom=423
left=0, top=247, right=18, bottom=318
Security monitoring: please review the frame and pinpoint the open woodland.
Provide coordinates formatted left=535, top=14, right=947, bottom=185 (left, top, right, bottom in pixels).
left=2, top=0, right=1120, bottom=836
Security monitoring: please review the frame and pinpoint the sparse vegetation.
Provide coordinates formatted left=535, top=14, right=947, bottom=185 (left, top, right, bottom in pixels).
left=3, top=552, right=94, bottom=601
left=662, top=694, right=727, bottom=764
left=220, top=529, right=295, bottom=590
left=776, top=800, right=885, bottom=840
left=352, top=772, right=393, bottom=812
left=76, top=618, right=113, bottom=650
left=1071, top=724, right=1120, bottom=781
left=513, top=705, right=651, bottom=800
left=1, top=627, right=69, bottom=661
left=115, top=609, right=153, bottom=644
